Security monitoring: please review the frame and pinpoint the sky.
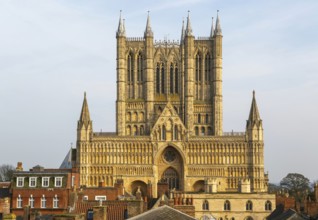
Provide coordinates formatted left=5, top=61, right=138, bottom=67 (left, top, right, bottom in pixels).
left=0, top=0, right=317, bottom=184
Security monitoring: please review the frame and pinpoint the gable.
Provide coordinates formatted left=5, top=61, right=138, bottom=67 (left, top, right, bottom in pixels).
left=151, top=102, right=187, bottom=141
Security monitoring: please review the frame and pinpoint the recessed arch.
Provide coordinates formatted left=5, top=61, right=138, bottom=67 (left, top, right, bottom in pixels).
left=130, top=180, right=147, bottom=197
left=193, top=180, right=205, bottom=192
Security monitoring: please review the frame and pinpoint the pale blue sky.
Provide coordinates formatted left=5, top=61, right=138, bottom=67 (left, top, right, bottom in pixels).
left=0, top=0, right=317, bottom=183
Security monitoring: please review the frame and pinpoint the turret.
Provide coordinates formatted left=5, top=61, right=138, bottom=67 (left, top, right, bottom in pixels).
left=116, top=11, right=127, bottom=136
left=246, top=91, right=263, bottom=141
left=184, top=11, right=195, bottom=135
left=212, top=10, right=223, bottom=135
left=144, top=12, right=154, bottom=134
left=77, top=92, right=93, bottom=141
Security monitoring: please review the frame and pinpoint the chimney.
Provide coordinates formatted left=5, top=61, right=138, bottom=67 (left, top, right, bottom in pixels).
left=16, top=162, right=23, bottom=171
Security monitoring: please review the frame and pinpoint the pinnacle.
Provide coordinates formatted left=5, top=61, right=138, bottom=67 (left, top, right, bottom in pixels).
left=144, top=11, right=154, bottom=37
left=116, top=10, right=126, bottom=37
left=185, top=10, right=193, bottom=37
left=214, top=10, right=222, bottom=36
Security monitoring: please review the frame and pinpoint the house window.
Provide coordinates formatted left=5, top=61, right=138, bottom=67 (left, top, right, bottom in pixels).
left=41, top=195, right=46, bottom=208
left=246, top=200, right=253, bottom=211
left=95, top=196, right=106, bottom=201
left=202, top=200, right=209, bottom=210
left=53, top=195, right=59, bottom=208
left=83, top=195, right=88, bottom=201
left=55, top=177, right=63, bottom=187
left=16, top=177, right=24, bottom=187
left=224, top=200, right=231, bottom=211
left=29, top=195, right=34, bottom=208
left=29, top=177, right=37, bottom=187
left=265, top=200, right=272, bottom=211
left=17, top=195, right=22, bottom=208
left=42, top=177, right=50, bottom=187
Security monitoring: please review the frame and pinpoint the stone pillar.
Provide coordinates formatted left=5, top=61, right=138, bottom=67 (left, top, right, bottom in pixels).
left=93, top=206, right=107, bottom=220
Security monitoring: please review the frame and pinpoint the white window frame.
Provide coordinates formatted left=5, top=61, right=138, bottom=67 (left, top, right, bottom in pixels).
left=42, top=177, right=50, bottom=187
left=29, top=177, right=37, bottom=187
left=83, top=195, right=88, bottom=201
left=71, top=176, right=75, bottom=187
left=54, top=177, right=63, bottom=187
left=53, top=195, right=59, bottom=208
left=16, top=177, right=25, bottom=187
left=29, top=195, right=34, bottom=208
left=17, top=195, right=22, bottom=208
left=41, top=195, right=46, bottom=208
left=95, top=195, right=106, bottom=201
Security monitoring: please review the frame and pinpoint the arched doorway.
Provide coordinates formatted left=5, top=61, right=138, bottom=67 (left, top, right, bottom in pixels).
left=158, top=146, right=184, bottom=190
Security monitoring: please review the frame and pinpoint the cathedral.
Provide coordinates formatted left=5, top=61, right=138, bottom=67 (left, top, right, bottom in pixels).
left=76, top=11, right=269, bottom=199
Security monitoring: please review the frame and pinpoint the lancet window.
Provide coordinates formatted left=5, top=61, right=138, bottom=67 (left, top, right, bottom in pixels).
left=202, top=200, right=209, bottom=210
left=137, top=53, right=143, bottom=82
left=195, top=54, right=202, bottom=82
left=127, top=52, right=134, bottom=82
left=169, top=63, right=179, bottom=94
left=205, top=53, right=211, bottom=82
left=156, top=62, right=165, bottom=94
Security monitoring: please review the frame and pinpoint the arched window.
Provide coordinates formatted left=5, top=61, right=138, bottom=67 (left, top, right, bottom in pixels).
left=162, top=126, right=166, bottom=140
left=127, top=53, right=134, bottom=82
left=265, top=200, right=272, bottom=211
left=53, top=195, right=59, bottom=208
left=170, top=64, right=174, bottom=94
left=137, top=53, right=143, bottom=82
left=29, top=195, right=34, bottom=208
left=133, top=125, right=138, bottom=136
left=205, top=114, right=209, bottom=123
left=201, top=127, right=205, bottom=136
left=195, top=54, right=201, bottom=82
left=175, top=67, right=179, bottom=93
left=224, top=200, right=231, bottom=211
left=205, top=53, right=211, bottom=81
left=198, top=114, right=201, bottom=123
left=17, top=194, right=22, bottom=208
left=244, top=217, right=253, bottom=220
left=161, top=65, right=165, bottom=93
left=140, top=125, right=144, bottom=135
left=174, top=125, right=178, bottom=140
left=195, top=127, right=199, bottom=136
left=156, top=64, right=160, bottom=93
left=127, top=125, right=131, bottom=136
left=202, top=200, right=209, bottom=210
left=208, top=127, right=212, bottom=135
left=246, top=200, right=253, bottom=211
left=41, top=195, right=46, bottom=208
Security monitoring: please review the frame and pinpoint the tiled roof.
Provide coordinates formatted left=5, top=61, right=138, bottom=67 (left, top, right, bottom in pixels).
left=127, top=205, right=196, bottom=220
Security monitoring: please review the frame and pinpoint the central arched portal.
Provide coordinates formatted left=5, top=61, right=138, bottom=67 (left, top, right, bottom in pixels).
left=158, top=146, right=184, bottom=190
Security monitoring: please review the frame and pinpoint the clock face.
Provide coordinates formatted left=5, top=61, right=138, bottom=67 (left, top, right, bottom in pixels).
left=164, top=148, right=176, bottom=163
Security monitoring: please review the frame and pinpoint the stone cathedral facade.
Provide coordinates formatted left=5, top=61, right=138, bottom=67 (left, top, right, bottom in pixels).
left=76, top=13, right=269, bottom=200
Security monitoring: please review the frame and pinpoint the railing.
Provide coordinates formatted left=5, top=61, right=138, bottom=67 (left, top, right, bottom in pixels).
left=223, top=131, right=245, bottom=136
left=196, top=36, right=211, bottom=40
left=126, top=37, right=145, bottom=41
left=154, top=39, right=180, bottom=47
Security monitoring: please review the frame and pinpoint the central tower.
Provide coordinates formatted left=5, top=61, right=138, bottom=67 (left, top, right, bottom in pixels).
left=116, top=12, right=223, bottom=137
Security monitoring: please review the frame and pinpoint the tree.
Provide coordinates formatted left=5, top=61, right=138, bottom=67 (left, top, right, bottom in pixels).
left=280, top=173, right=310, bottom=202
left=0, top=164, right=15, bottom=182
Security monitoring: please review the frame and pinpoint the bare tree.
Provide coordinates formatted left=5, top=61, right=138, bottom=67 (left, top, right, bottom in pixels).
left=0, top=164, right=15, bottom=182
left=280, top=173, right=310, bottom=202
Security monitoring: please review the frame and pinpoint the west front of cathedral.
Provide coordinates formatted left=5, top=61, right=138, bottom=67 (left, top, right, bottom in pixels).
left=76, top=13, right=273, bottom=218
